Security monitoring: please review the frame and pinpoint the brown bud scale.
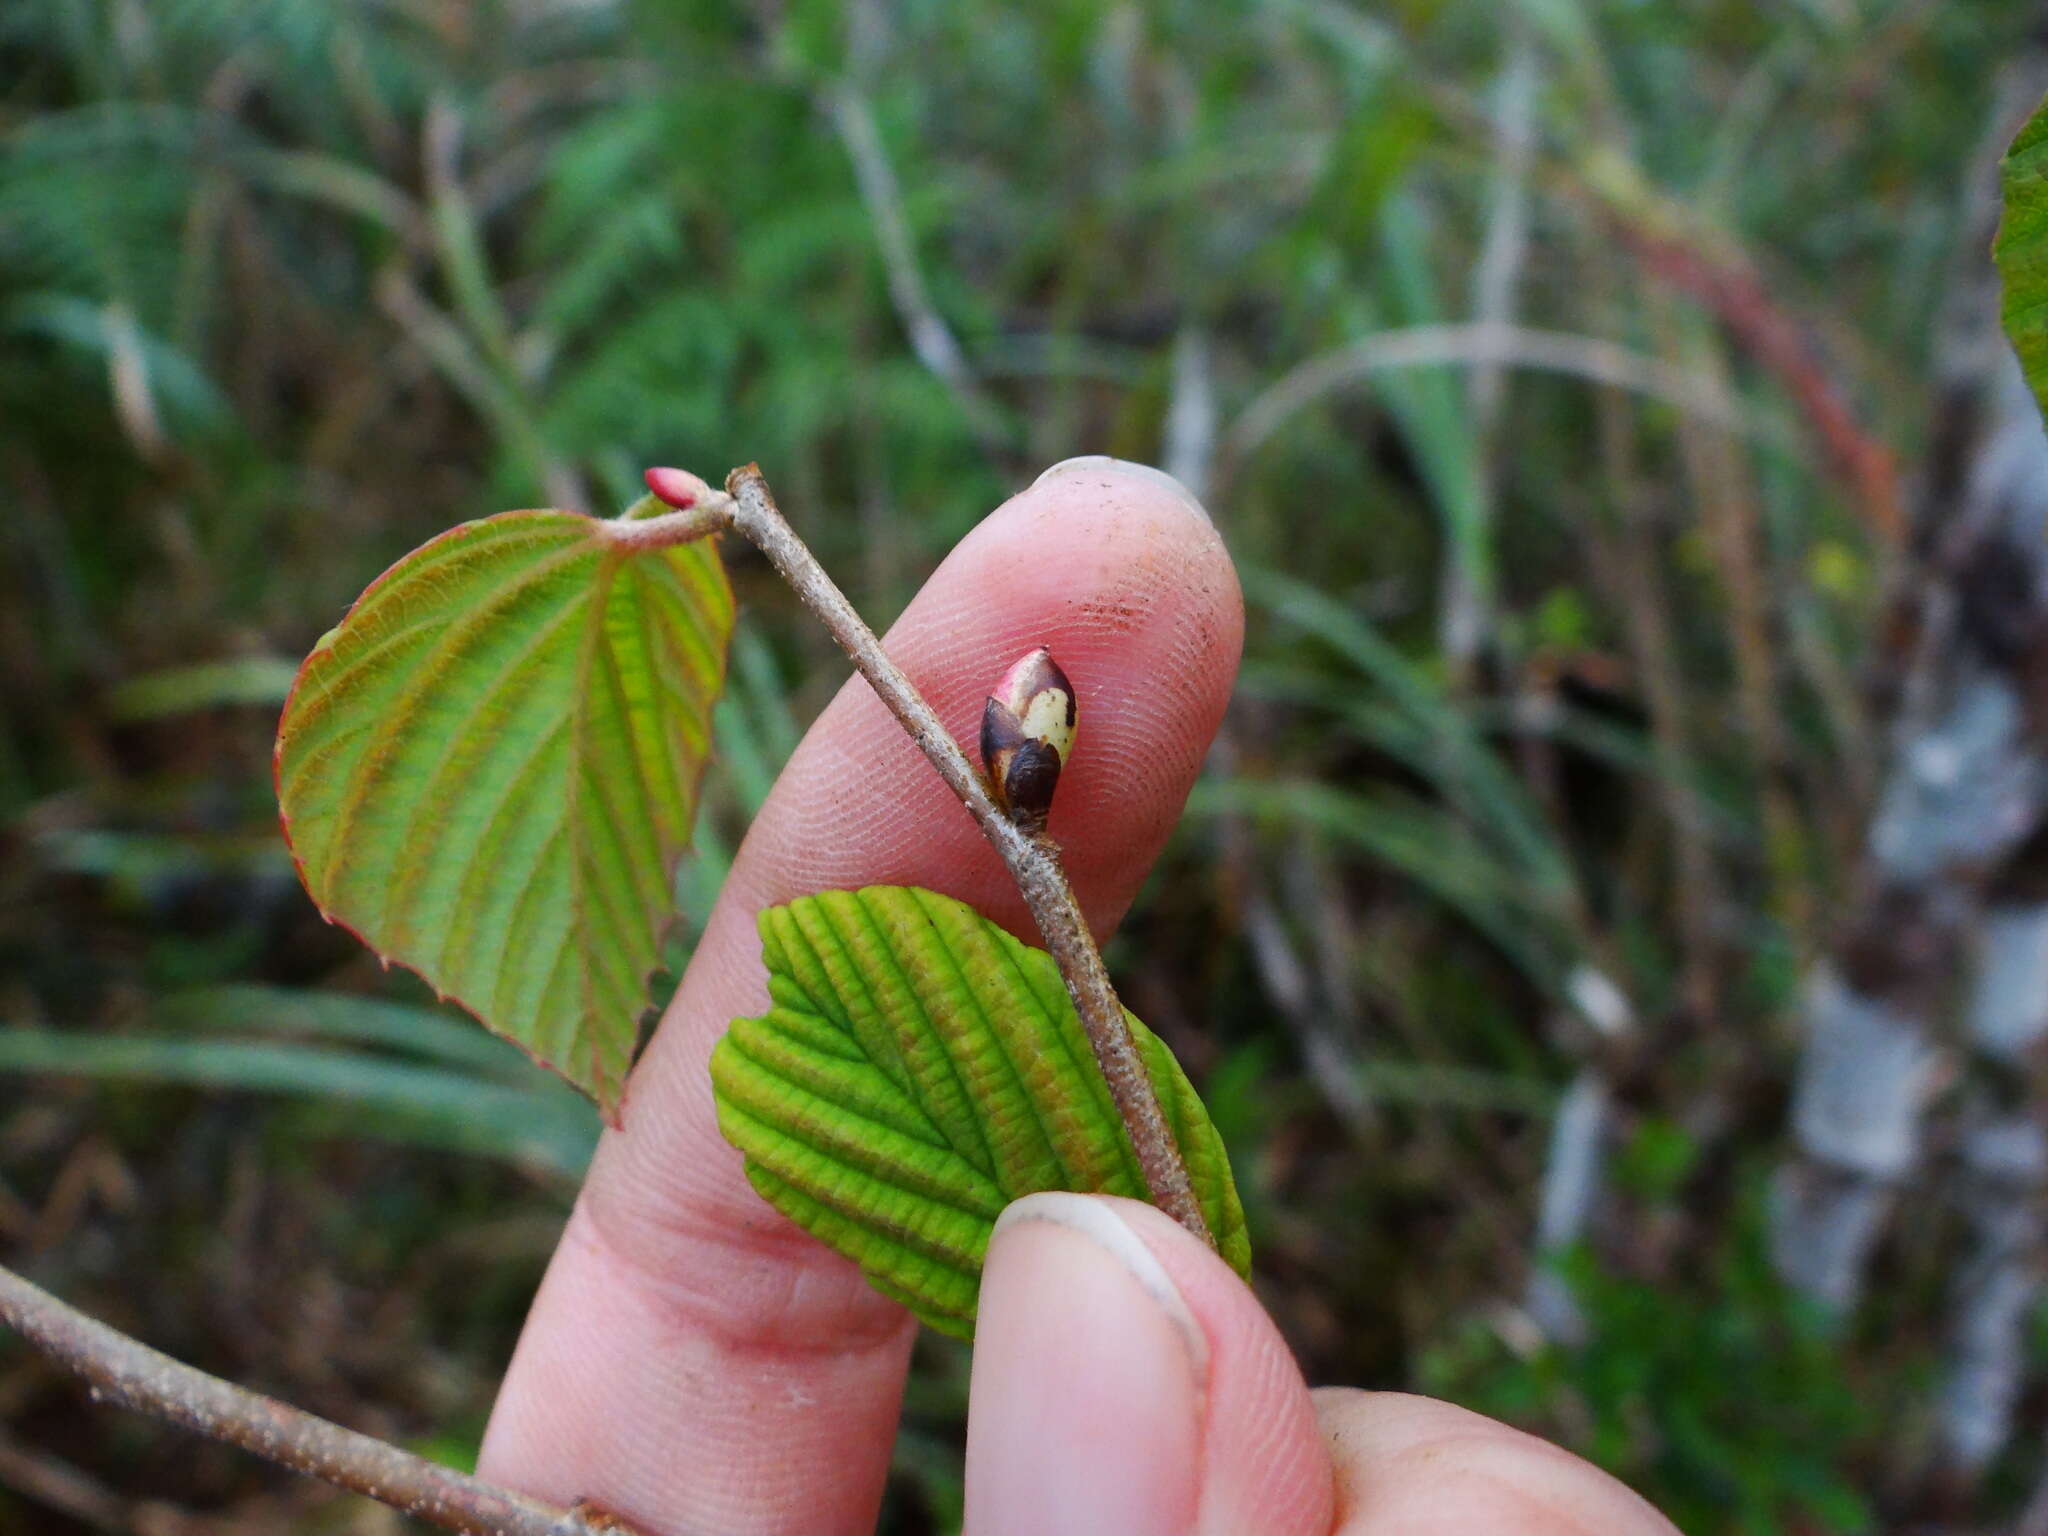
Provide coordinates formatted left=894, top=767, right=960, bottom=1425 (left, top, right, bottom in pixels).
left=980, top=647, right=1076, bottom=832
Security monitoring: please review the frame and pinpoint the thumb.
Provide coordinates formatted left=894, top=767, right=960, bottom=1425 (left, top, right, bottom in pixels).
left=963, top=1193, right=1334, bottom=1536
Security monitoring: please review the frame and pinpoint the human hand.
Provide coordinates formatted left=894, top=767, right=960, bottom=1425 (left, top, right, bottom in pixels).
left=478, top=458, right=1679, bottom=1535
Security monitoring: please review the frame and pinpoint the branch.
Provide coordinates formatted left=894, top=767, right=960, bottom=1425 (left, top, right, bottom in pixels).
left=0, top=1263, right=647, bottom=1536
left=1, top=456, right=1216, bottom=1521
left=710, top=464, right=1213, bottom=1247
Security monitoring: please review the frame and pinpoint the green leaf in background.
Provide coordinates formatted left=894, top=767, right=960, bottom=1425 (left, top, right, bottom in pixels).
left=710, top=885, right=1250, bottom=1339
left=275, top=510, right=734, bottom=1118
left=1997, top=93, right=2048, bottom=420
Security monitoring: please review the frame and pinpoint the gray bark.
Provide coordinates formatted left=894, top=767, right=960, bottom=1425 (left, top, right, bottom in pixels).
left=1773, top=65, right=2048, bottom=1477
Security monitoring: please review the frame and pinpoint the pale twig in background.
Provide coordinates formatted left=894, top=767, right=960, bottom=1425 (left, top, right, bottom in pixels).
left=1220, top=321, right=1753, bottom=488
left=1941, top=901, right=2047, bottom=1470
left=1468, top=27, right=1539, bottom=431
left=373, top=267, right=582, bottom=514
left=1577, top=243, right=1724, bottom=1020
left=1215, top=779, right=1374, bottom=1141
left=1444, top=21, right=1538, bottom=674
left=1524, top=1073, right=1609, bottom=1344
left=1656, top=306, right=1808, bottom=944
left=823, top=86, right=1008, bottom=456
left=1525, top=967, right=1636, bottom=1345
left=1164, top=323, right=1217, bottom=507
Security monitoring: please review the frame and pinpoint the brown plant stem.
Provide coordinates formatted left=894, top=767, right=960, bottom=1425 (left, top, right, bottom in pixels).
left=0, top=1263, right=645, bottom=1536
left=718, top=463, right=1214, bottom=1248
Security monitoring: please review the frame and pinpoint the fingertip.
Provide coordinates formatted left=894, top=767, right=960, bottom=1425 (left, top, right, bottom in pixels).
left=1031, top=455, right=1215, bottom=525
left=988, top=1192, right=1208, bottom=1371
left=977, top=457, right=1240, bottom=661
left=1312, top=1390, right=1682, bottom=1535
left=732, top=457, right=1242, bottom=943
left=966, top=1195, right=1205, bottom=1536
left=975, top=1196, right=1331, bottom=1536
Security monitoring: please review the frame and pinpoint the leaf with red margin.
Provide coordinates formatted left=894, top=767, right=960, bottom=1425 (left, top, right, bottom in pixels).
left=275, top=510, right=733, bottom=1119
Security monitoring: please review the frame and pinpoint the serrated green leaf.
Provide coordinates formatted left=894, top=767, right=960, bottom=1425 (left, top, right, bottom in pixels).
left=275, top=509, right=733, bottom=1118
left=710, top=885, right=1250, bottom=1338
left=1998, top=94, right=2048, bottom=422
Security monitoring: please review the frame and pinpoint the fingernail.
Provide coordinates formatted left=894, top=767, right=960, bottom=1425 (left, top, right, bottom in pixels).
left=1030, top=456, right=1212, bottom=525
left=964, top=1194, right=1206, bottom=1536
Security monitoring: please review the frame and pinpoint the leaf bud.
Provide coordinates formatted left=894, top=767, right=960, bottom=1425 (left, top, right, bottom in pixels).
left=642, top=465, right=711, bottom=509
left=980, top=647, right=1077, bottom=832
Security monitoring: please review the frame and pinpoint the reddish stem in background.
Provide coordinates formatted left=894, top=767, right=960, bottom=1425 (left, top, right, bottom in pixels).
left=1619, top=222, right=1906, bottom=546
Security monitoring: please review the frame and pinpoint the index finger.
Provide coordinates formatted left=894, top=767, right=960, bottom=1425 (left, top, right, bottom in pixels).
left=478, top=458, right=1244, bottom=1536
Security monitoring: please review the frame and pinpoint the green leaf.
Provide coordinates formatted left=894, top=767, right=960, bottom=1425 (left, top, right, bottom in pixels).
left=1998, top=94, right=2048, bottom=422
left=710, top=885, right=1250, bottom=1338
left=275, top=510, right=734, bottom=1118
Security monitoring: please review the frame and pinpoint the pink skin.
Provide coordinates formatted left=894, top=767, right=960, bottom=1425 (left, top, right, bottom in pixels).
left=479, top=461, right=1681, bottom=1536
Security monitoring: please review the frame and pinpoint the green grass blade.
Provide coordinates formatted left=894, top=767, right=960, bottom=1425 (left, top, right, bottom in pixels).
left=0, top=1029, right=597, bottom=1179
left=1189, top=777, right=1565, bottom=990
left=1243, top=566, right=1578, bottom=904
left=155, top=985, right=545, bottom=1080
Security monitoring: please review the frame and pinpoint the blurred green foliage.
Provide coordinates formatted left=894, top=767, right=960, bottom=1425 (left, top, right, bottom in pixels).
left=1424, top=1210, right=1899, bottom=1536
left=2, top=1, right=2044, bottom=1531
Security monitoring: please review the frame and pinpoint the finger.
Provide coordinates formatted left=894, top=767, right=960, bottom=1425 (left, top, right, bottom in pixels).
left=963, top=1194, right=1334, bottom=1536
left=1315, top=1390, right=1681, bottom=1534
left=479, top=458, right=1244, bottom=1536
